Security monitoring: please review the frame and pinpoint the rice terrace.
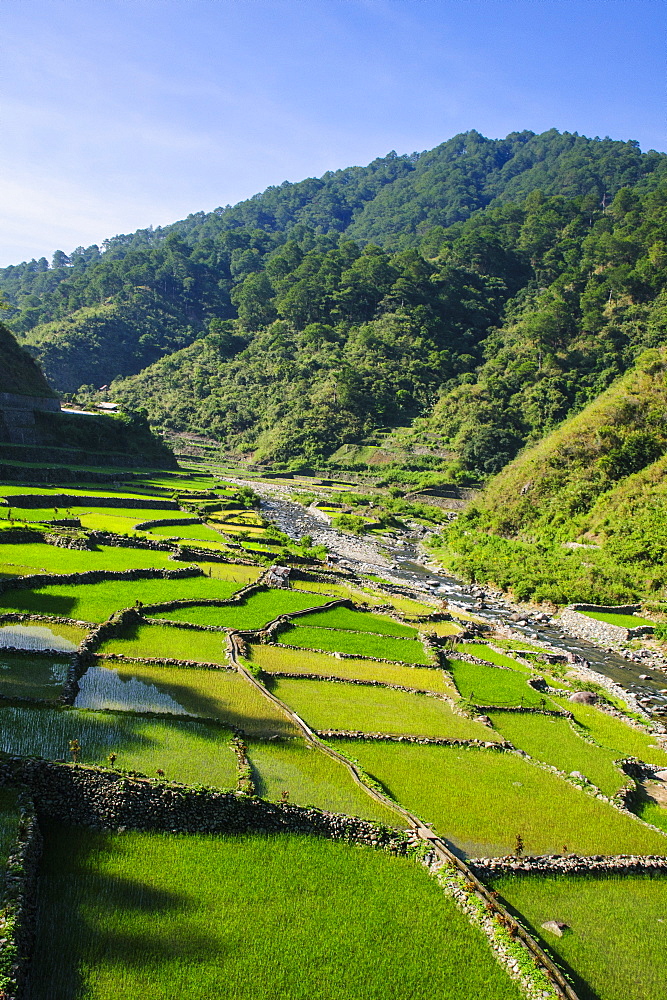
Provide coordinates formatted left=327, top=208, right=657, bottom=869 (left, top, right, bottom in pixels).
left=0, top=456, right=666, bottom=1000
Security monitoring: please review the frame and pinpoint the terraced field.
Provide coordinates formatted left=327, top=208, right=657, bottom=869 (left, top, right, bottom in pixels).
left=339, top=740, right=667, bottom=857
left=0, top=574, right=245, bottom=622
left=3, top=467, right=667, bottom=1000
left=28, top=827, right=524, bottom=1000
left=151, top=588, right=332, bottom=629
left=492, top=874, right=667, bottom=1000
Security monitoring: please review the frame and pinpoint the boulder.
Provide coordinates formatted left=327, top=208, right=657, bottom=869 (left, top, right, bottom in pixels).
left=569, top=690, right=598, bottom=704
left=541, top=920, right=569, bottom=937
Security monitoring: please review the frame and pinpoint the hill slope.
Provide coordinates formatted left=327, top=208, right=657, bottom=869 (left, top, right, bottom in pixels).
left=429, top=349, right=667, bottom=604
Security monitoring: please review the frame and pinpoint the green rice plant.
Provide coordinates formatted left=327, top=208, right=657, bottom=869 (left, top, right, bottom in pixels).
left=249, top=644, right=455, bottom=695
left=294, top=606, right=418, bottom=637
left=456, top=643, right=528, bottom=670
left=550, top=696, right=667, bottom=767
left=447, top=660, right=543, bottom=708
left=277, top=625, right=432, bottom=664
left=27, top=826, right=523, bottom=1000
left=246, top=738, right=402, bottom=826
left=153, top=590, right=331, bottom=630
left=100, top=622, right=229, bottom=664
left=0, top=652, right=69, bottom=702
left=579, top=610, right=654, bottom=628
left=487, top=712, right=627, bottom=797
left=0, top=705, right=238, bottom=786
left=271, top=678, right=497, bottom=741
left=0, top=542, right=175, bottom=576
left=0, top=576, right=242, bottom=622
left=1, top=508, right=69, bottom=524
left=77, top=660, right=298, bottom=735
left=491, top=873, right=667, bottom=1000
left=0, top=622, right=87, bottom=650
left=339, top=741, right=667, bottom=857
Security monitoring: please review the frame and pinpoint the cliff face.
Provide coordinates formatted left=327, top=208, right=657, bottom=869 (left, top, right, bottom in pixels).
left=0, top=322, right=59, bottom=401
left=0, top=321, right=60, bottom=445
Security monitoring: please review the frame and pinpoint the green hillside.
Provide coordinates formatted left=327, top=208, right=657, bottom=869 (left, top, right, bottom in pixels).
left=428, top=348, right=667, bottom=603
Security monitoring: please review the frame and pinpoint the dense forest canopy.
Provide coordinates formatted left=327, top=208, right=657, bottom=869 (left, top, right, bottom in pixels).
left=1, top=128, right=666, bottom=478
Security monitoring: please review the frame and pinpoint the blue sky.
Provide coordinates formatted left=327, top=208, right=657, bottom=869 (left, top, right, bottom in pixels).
left=1, top=0, right=664, bottom=267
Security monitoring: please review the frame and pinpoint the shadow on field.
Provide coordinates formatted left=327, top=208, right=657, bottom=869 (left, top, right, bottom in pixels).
left=26, top=822, right=215, bottom=1000
left=0, top=590, right=78, bottom=619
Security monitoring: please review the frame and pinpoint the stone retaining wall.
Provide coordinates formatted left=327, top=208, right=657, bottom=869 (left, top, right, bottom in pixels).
left=0, top=564, right=203, bottom=596
left=133, top=516, right=200, bottom=530
left=6, top=494, right=180, bottom=511
left=0, top=759, right=409, bottom=849
left=0, top=802, right=42, bottom=1000
left=98, top=653, right=231, bottom=671
left=559, top=605, right=654, bottom=642
left=317, top=730, right=512, bottom=748
left=468, top=853, right=667, bottom=879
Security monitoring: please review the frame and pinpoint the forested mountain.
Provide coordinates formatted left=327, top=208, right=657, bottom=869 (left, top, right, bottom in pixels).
left=1, top=128, right=666, bottom=474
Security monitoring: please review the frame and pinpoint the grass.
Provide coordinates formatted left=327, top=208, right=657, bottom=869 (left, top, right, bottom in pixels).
left=0, top=652, right=69, bottom=702
left=249, top=644, right=455, bottom=694
left=294, top=606, right=418, bottom=637
left=550, top=697, right=667, bottom=767
left=100, top=622, right=229, bottom=663
left=636, top=799, right=667, bottom=833
left=0, top=705, right=238, bottom=786
left=292, top=579, right=377, bottom=599
left=487, top=712, right=627, bottom=797
left=278, top=625, right=432, bottom=664
left=382, top=595, right=437, bottom=617
left=426, top=621, right=463, bottom=636
left=447, top=660, right=543, bottom=707
left=492, top=873, right=667, bottom=1000
left=246, top=738, right=402, bottom=826
left=0, top=542, right=176, bottom=578
left=270, top=677, right=497, bottom=740
left=27, top=826, right=524, bottom=1000
left=77, top=660, right=298, bottom=736
left=192, top=563, right=261, bottom=585
left=0, top=576, right=243, bottom=623
left=152, top=589, right=332, bottom=629
left=578, top=610, right=655, bottom=628
left=338, top=741, right=667, bottom=857
left=0, top=622, right=88, bottom=650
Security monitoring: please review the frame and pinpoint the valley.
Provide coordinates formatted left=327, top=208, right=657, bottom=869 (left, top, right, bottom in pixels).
left=2, top=124, right=667, bottom=1000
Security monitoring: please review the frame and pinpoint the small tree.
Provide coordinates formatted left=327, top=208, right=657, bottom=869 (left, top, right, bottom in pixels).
left=68, top=739, right=81, bottom=764
left=514, top=833, right=524, bottom=857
